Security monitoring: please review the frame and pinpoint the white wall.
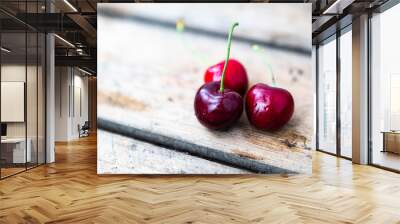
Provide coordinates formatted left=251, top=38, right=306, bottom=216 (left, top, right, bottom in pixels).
left=55, top=66, right=69, bottom=141
left=1, top=65, right=38, bottom=138
left=55, top=67, right=89, bottom=141
left=72, top=73, right=89, bottom=138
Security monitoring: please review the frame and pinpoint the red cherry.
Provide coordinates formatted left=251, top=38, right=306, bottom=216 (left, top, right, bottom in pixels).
left=204, top=59, right=248, bottom=96
left=245, top=83, right=294, bottom=131
left=194, top=81, right=243, bottom=130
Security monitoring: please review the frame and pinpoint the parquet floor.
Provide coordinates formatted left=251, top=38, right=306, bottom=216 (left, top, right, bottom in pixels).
left=1, top=167, right=26, bottom=178
left=1, top=134, right=400, bottom=223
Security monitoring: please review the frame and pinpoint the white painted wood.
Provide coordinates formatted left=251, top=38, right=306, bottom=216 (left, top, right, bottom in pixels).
left=1, top=82, right=25, bottom=122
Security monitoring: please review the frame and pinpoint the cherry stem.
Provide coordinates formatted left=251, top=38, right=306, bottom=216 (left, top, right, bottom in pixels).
left=267, top=63, right=276, bottom=86
left=219, top=22, right=239, bottom=93
left=252, top=45, right=277, bottom=86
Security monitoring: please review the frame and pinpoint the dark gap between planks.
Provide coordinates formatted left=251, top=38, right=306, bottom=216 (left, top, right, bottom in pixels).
left=98, top=8, right=311, bottom=56
left=98, top=117, right=297, bottom=174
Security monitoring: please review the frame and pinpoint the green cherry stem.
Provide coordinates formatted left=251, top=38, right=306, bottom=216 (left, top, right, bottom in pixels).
left=252, top=44, right=277, bottom=86
left=267, top=61, right=276, bottom=86
left=219, top=22, right=239, bottom=93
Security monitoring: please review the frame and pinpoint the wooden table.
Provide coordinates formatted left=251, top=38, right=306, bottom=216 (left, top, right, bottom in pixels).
left=97, top=4, right=312, bottom=174
left=382, top=131, right=400, bottom=154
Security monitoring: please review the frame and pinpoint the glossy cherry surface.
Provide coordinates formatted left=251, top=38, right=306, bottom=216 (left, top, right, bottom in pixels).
left=194, top=81, right=243, bottom=130
left=204, top=59, right=248, bottom=96
left=245, top=83, right=294, bottom=131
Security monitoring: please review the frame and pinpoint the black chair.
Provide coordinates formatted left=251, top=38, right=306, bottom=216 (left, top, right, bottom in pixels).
left=79, top=121, right=90, bottom=138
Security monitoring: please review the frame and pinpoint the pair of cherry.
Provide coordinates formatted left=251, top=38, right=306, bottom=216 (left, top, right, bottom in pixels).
left=194, top=23, right=294, bottom=131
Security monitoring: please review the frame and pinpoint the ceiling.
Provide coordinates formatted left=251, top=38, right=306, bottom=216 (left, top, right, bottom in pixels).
left=311, top=0, right=390, bottom=44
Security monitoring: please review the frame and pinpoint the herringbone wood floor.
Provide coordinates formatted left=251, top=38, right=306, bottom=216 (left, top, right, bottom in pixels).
left=1, top=134, right=400, bottom=224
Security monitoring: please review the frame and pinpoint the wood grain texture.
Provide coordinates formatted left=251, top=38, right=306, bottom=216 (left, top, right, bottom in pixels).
left=98, top=118, right=294, bottom=174
left=1, top=135, right=400, bottom=223
left=98, top=130, right=249, bottom=174
left=97, top=4, right=313, bottom=173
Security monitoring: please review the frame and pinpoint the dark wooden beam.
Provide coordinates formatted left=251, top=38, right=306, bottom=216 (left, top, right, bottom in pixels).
left=55, top=55, right=96, bottom=71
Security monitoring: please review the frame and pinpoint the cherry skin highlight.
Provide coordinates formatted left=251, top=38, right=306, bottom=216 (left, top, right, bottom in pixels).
left=194, top=81, right=243, bottom=130
left=245, top=83, right=294, bottom=131
left=204, top=59, right=248, bottom=96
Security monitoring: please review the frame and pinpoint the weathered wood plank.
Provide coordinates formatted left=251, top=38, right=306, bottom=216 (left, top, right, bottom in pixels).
left=98, top=130, right=249, bottom=174
left=98, top=4, right=311, bottom=56
left=98, top=118, right=293, bottom=174
left=97, top=4, right=312, bottom=173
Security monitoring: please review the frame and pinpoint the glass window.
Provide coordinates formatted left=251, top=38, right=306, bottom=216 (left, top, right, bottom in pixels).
left=317, top=36, right=337, bottom=154
left=371, top=3, right=400, bottom=171
left=1, top=31, right=28, bottom=178
left=339, top=28, right=352, bottom=158
left=0, top=2, right=46, bottom=179
left=27, top=0, right=39, bottom=170
left=27, top=30, right=38, bottom=169
left=312, top=45, right=317, bottom=150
